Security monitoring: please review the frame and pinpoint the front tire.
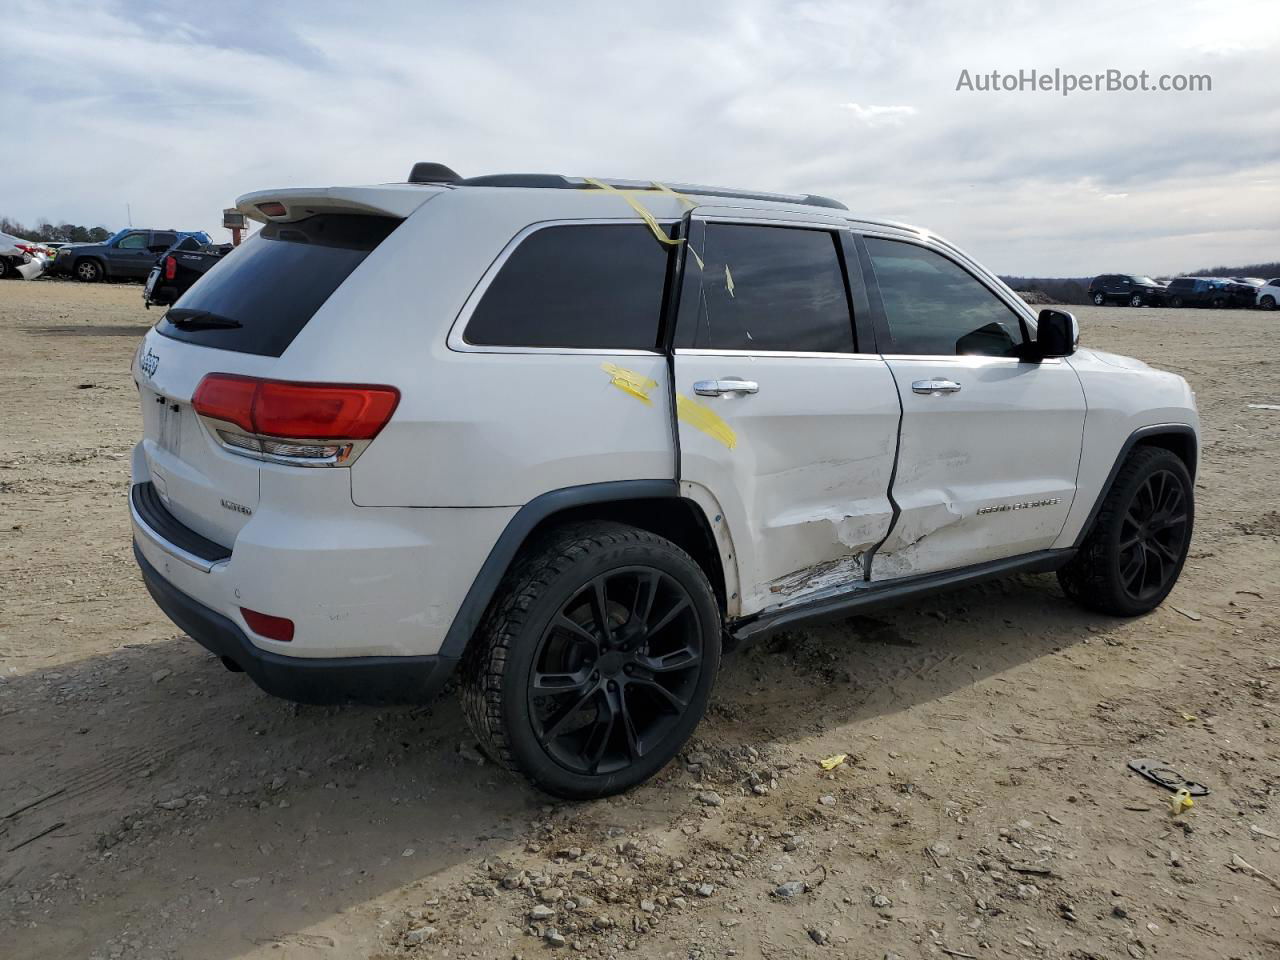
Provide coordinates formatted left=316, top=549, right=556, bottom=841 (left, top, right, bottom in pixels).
left=0, top=258, right=10, bottom=280
left=1058, top=447, right=1193, bottom=616
left=460, top=522, right=721, bottom=799
left=1092, top=292, right=1106, bottom=305
left=75, top=259, right=104, bottom=283
left=1261, top=295, right=1276, bottom=311
left=1170, top=296, right=1184, bottom=308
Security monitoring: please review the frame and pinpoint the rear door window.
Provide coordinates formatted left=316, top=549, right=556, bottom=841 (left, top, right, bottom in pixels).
left=156, top=214, right=401, bottom=357
left=674, top=222, right=855, bottom=352
left=464, top=223, right=671, bottom=350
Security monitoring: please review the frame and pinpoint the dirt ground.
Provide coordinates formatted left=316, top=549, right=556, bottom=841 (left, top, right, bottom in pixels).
left=1, top=279, right=1278, bottom=960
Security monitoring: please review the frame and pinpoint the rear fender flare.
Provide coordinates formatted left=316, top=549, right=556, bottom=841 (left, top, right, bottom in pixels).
left=437, top=480, right=682, bottom=661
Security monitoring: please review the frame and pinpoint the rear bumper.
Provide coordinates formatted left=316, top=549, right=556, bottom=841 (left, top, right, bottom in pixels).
left=134, top=542, right=456, bottom=704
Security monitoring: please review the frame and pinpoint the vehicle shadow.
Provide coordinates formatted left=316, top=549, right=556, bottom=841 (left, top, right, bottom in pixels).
left=26, top=323, right=151, bottom=337
left=0, top=570, right=1102, bottom=959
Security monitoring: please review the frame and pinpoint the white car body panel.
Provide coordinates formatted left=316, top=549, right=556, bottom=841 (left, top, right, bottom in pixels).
left=674, top=352, right=900, bottom=615
left=15, top=253, right=47, bottom=280
left=1256, top=281, right=1280, bottom=308
left=1053, top=347, right=1198, bottom=548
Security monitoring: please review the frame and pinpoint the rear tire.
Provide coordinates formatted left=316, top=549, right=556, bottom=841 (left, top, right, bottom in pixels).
left=1129, top=294, right=1143, bottom=307
left=75, top=259, right=104, bottom=283
left=1170, top=296, right=1184, bottom=308
left=0, top=258, right=10, bottom=280
left=1058, top=447, right=1193, bottom=616
left=460, top=521, right=721, bottom=799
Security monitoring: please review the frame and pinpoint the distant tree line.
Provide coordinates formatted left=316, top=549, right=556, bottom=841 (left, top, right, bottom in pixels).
left=1000, top=277, right=1092, bottom=305
left=1, top=216, right=112, bottom=244
left=1184, top=262, right=1279, bottom=279
left=1002, top=261, right=1280, bottom=304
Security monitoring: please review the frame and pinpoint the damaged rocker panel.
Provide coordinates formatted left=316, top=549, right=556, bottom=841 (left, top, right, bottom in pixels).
left=732, top=548, right=1076, bottom=644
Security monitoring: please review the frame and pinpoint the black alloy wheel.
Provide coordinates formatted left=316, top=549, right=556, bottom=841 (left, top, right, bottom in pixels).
left=529, top=567, right=703, bottom=777
left=460, top=522, right=721, bottom=799
left=1058, top=446, right=1194, bottom=616
left=1116, top=467, right=1190, bottom=604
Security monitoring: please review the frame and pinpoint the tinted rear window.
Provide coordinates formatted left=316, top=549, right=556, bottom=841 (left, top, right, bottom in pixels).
left=674, top=222, right=854, bottom=352
left=464, top=224, right=671, bottom=350
left=156, top=214, right=400, bottom=357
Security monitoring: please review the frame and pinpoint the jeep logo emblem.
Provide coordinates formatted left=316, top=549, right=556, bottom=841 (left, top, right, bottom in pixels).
left=140, top=347, right=159, bottom=377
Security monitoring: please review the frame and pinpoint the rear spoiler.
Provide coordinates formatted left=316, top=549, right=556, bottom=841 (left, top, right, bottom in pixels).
left=235, top=186, right=442, bottom=224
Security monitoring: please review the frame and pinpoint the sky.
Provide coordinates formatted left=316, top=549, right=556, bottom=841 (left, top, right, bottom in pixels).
left=2, top=0, right=1277, bottom=276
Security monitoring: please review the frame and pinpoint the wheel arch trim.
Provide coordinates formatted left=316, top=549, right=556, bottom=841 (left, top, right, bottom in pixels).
left=438, top=480, right=685, bottom=661
left=1072, top=423, right=1198, bottom=549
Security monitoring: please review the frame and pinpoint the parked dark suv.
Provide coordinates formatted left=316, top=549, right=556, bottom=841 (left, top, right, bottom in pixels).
left=1088, top=274, right=1167, bottom=307
left=1163, top=277, right=1232, bottom=308
left=54, top=228, right=211, bottom=283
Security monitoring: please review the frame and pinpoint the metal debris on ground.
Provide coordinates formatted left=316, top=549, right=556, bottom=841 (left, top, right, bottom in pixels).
left=1127, top=758, right=1210, bottom=796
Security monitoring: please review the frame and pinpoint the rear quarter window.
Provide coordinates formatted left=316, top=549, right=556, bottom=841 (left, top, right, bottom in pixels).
left=156, top=214, right=400, bottom=357
left=464, top=223, right=671, bottom=350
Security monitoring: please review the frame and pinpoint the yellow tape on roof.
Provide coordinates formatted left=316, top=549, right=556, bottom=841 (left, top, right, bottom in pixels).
left=580, top=177, right=706, bottom=270
left=582, top=178, right=680, bottom=247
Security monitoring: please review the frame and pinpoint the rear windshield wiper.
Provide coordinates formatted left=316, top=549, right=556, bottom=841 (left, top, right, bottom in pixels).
left=165, top=309, right=242, bottom=329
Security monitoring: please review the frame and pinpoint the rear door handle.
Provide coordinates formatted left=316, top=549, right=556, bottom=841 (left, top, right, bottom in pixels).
left=911, top=379, right=962, bottom=395
left=693, top=378, right=759, bottom=397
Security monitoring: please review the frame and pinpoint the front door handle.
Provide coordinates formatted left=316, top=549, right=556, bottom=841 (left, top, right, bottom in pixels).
left=693, top=378, right=759, bottom=397
left=911, top=378, right=962, bottom=395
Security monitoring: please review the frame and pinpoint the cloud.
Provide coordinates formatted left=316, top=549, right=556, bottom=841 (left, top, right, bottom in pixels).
left=0, top=0, right=1276, bottom=275
left=839, top=103, right=918, bottom=126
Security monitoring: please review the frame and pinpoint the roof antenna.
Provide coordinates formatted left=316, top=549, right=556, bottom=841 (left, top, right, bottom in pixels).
left=408, top=162, right=461, bottom=184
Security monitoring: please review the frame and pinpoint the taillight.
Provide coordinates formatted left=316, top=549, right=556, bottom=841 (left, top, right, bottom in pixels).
left=257, top=201, right=287, bottom=217
left=164, top=255, right=176, bottom=280
left=192, top=374, right=399, bottom=467
left=240, top=607, right=294, bottom=642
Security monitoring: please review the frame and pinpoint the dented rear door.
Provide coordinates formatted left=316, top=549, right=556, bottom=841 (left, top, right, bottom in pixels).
left=671, top=213, right=899, bottom=616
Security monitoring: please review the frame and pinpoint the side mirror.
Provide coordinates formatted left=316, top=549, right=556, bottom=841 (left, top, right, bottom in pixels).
left=1030, top=308, right=1078, bottom=359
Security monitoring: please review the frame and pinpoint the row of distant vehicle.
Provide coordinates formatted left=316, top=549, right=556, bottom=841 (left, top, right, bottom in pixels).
left=1089, top=273, right=1279, bottom=310
left=0, top=226, right=231, bottom=307
left=10, top=229, right=1277, bottom=315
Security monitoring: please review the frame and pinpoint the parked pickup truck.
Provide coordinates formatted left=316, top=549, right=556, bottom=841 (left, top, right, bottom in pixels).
left=143, top=237, right=232, bottom=308
left=55, top=228, right=211, bottom=283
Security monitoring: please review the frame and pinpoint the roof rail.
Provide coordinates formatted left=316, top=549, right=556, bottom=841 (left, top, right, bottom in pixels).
left=417, top=170, right=847, bottom=211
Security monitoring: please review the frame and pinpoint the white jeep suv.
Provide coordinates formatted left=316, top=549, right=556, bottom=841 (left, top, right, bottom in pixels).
left=130, top=165, right=1198, bottom=798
